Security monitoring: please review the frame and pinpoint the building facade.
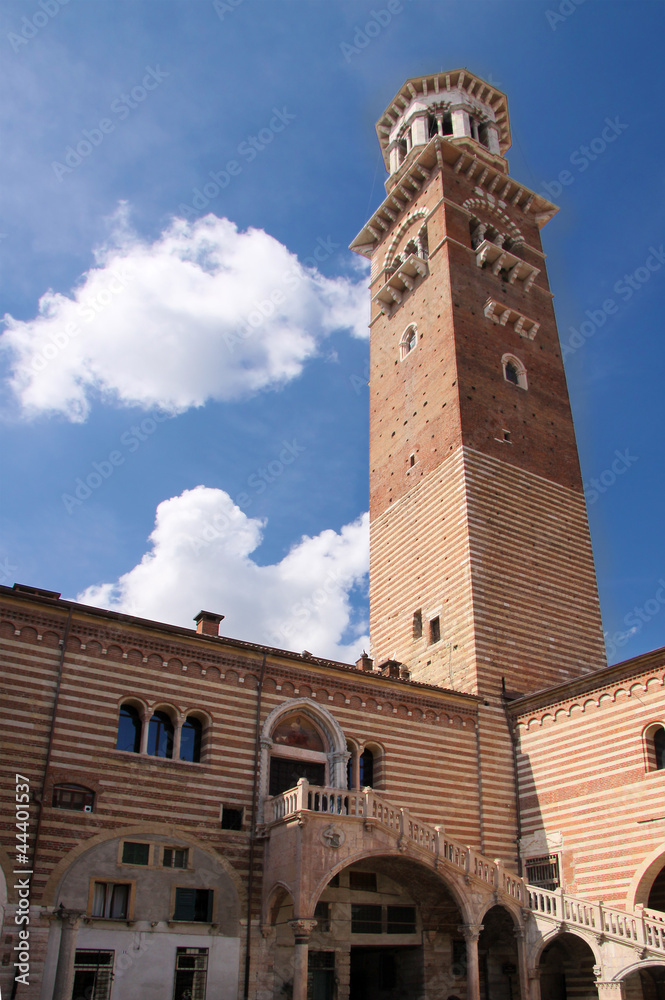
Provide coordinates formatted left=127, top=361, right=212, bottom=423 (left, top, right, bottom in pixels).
left=1, top=69, right=665, bottom=1000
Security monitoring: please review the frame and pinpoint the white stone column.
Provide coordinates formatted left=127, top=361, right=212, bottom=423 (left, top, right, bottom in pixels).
left=139, top=709, right=150, bottom=754
left=172, top=713, right=184, bottom=760
left=289, top=918, right=317, bottom=1000
left=459, top=922, right=483, bottom=1000
left=52, top=911, right=80, bottom=1000
left=411, top=113, right=429, bottom=147
left=452, top=108, right=471, bottom=139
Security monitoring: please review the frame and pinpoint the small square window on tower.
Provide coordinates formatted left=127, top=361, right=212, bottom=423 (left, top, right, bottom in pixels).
left=503, top=430, right=512, bottom=443
left=429, top=617, right=441, bottom=644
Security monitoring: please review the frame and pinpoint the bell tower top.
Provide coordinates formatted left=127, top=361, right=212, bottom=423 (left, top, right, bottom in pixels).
left=376, top=68, right=511, bottom=188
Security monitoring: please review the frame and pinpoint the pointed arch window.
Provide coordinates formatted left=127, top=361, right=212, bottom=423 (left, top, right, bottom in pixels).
left=502, top=354, right=528, bottom=390
left=269, top=713, right=328, bottom=795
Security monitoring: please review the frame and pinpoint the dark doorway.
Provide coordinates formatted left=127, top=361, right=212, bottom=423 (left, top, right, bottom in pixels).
left=269, top=757, right=325, bottom=796
left=539, top=933, right=597, bottom=1000
left=308, top=951, right=335, bottom=1000
left=350, top=946, right=423, bottom=1000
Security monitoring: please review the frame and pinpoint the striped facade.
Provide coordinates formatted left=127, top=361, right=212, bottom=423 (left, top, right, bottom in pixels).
left=1, top=68, right=665, bottom=1000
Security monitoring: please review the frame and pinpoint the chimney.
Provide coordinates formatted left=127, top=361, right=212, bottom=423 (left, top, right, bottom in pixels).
left=377, top=658, right=401, bottom=678
left=356, top=651, right=374, bottom=672
left=194, top=611, right=224, bottom=637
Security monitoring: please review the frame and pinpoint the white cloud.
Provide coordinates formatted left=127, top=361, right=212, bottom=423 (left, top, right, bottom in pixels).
left=77, top=486, right=370, bottom=663
left=1, top=211, right=368, bottom=421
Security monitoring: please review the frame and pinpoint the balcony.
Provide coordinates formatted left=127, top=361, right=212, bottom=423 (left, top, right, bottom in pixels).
left=475, top=239, right=540, bottom=291
left=263, top=778, right=524, bottom=902
left=373, top=253, right=429, bottom=315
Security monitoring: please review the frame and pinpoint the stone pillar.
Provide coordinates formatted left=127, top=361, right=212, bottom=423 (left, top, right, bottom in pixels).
left=336, top=947, right=351, bottom=1000
left=459, top=922, right=483, bottom=1000
left=596, top=982, right=625, bottom=1000
left=528, top=968, right=542, bottom=1000
left=289, top=918, right=317, bottom=1000
left=139, top=709, right=150, bottom=754
left=452, top=108, right=471, bottom=139
left=411, top=113, right=429, bottom=148
left=172, top=714, right=183, bottom=760
left=514, top=924, right=528, bottom=1000
left=52, top=910, right=80, bottom=1000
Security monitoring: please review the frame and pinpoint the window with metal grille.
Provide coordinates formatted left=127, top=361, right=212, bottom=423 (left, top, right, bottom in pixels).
left=525, top=854, right=560, bottom=890
left=308, top=952, right=335, bottom=1000
left=72, top=950, right=114, bottom=1000
left=122, top=841, right=150, bottom=865
left=351, top=904, right=382, bottom=933
left=173, top=888, right=213, bottom=922
left=163, top=847, right=188, bottom=869
left=52, top=783, right=95, bottom=812
left=349, top=871, right=377, bottom=892
left=387, top=905, right=416, bottom=934
left=173, top=947, right=208, bottom=1000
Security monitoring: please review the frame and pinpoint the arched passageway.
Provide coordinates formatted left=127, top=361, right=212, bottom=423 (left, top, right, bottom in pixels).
left=269, top=856, right=469, bottom=1000
left=539, top=933, right=597, bottom=1000
left=624, top=965, right=665, bottom=1000
left=478, top=906, right=521, bottom=1000
left=648, top=866, right=665, bottom=912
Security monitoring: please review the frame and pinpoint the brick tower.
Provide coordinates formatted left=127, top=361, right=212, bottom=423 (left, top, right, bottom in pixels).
left=351, top=70, right=607, bottom=701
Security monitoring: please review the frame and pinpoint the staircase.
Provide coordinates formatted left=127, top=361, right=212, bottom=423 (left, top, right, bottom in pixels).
left=528, top=886, right=665, bottom=955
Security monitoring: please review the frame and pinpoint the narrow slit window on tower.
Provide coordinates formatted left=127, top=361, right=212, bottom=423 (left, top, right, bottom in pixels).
left=412, top=609, right=423, bottom=639
left=441, top=111, right=453, bottom=136
left=429, top=617, right=441, bottom=644
left=409, top=454, right=415, bottom=468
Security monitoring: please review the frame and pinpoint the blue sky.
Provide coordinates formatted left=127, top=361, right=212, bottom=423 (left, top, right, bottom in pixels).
left=1, top=0, right=664, bottom=666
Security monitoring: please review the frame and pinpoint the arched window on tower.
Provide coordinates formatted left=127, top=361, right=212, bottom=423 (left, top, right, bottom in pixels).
left=116, top=703, right=142, bottom=753
left=147, top=710, right=174, bottom=758
left=502, top=354, right=528, bottom=390
left=400, top=325, right=418, bottom=360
